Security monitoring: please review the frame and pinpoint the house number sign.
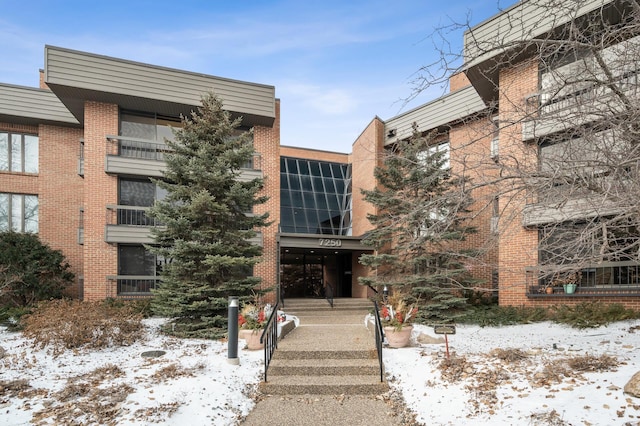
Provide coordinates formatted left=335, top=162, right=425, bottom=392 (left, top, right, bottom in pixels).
left=318, top=238, right=342, bottom=247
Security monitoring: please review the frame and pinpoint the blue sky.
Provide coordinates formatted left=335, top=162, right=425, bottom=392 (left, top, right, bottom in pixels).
left=0, top=0, right=513, bottom=153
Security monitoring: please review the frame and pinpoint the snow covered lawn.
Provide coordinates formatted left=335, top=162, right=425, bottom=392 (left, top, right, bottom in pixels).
left=2, top=318, right=640, bottom=425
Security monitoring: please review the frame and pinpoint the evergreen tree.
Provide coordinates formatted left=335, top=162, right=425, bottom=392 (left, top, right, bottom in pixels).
left=358, top=127, right=479, bottom=323
left=148, top=93, right=269, bottom=338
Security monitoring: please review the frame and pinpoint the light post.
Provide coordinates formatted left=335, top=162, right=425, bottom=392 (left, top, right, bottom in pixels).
left=227, top=296, right=239, bottom=365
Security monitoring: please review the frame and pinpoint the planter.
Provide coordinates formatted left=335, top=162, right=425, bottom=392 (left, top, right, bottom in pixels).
left=384, top=325, right=413, bottom=348
left=244, top=330, right=264, bottom=350
left=563, top=283, right=577, bottom=294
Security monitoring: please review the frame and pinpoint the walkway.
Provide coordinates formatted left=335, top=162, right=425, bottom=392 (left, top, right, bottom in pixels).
left=241, top=298, right=404, bottom=426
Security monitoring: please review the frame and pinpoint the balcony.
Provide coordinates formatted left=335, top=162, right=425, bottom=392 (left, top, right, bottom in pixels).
left=525, top=261, right=640, bottom=297
left=105, top=205, right=158, bottom=244
left=105, top=136, right=168, bottom=178
left=522, top=36, right=640, bottom=141
left=104, top=135, right=263, bottom=180
left=105, top=204, right=263, bottom=246
left=106, top=275, right=160, bottom=298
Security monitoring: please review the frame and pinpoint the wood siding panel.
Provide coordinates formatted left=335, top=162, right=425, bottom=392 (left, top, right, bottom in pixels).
left=0, top=84, right=78, bottom=125
left=384, top=86, right=486, bottom=144
left=45, top=46, right=275, bottom=120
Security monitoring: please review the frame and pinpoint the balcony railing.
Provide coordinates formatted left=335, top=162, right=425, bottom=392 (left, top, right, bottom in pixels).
left=525, top=261, right=640, bottom=297
left=107, top=275, right=160, bottom=297
left=106, top=135, right=169, bottom=161
left=106, top=204, right=160, bottom=227
left=105, top=135, right=262, bottom=171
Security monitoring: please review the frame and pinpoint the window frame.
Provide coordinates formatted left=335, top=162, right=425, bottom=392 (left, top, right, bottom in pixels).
left=0, top=131, right=39, bottom=173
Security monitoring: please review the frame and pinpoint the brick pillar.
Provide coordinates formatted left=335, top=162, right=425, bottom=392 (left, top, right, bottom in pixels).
left=253, top=100, right=280, bottom=302
left=498, top=60, right=540, bottom=306
left=83, top=101, right=118, bottom=300
left=38, top=124, right=84, bottom=297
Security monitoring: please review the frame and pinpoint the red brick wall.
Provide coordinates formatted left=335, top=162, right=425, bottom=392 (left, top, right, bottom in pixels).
left=38, top=124, right=84, bottom=297
left=0, top=121, right=85, bottom=297
left=450, top=72, right=472, bottom=92
left=350, top=117, right=384, bottom=298
left=253, top=100, right=280, bottom=302
left=497, top=60, right=540, bottom=306
left=449, top=117, right=500, bottom=291
left=82, top=102, right=118, bottom=300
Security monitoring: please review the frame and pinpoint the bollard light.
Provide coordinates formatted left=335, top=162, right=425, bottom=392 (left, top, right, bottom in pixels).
left=227, top=296, right=239, bottom=365
left=383, top=285, right=389, bottom=303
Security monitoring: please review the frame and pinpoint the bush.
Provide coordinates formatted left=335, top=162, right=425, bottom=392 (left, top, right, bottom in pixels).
left=0, top=305, right=32, bottom=330
left=22, top=299, right=144, bottom=355
left=550, top=302, right=640, bottom=328
left=459, top=305, right=549, bottom=326
left=0, top=232, right=74, bottom=307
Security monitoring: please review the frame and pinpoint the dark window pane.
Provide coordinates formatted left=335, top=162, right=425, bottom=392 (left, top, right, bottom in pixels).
left=303, top=192, right=316, bottom=210
left=286, top=158, right=298, bottom=174
left=320, top=163, right=332, bottom=176
left=312, top=177, right=325, bottom=192
left=288, top=174, right=301, bottom=191
left=24, top=195, right=38, bottom=233
left=281, top=191, right=292, bottom=207
left=290, top=191, right=303, bottom=207
left=331, top=164, right=343, bottom=179
left=298, top=160, right=309, bottom=175
left=119, top=179, right=155, bottom=206
left=309, top=161, right=320, bottom=176
left=323, top=178, right=336, bottom=193
left=300, top=175, right=312, bottom=191
left=118, top=245, right=155, bottom=275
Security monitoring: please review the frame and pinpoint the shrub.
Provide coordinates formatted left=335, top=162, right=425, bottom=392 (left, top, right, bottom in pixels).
left=459, top=305, right=549, bottom=326
left=550, top=302, right=640, bottom=328
left=22, top=299, right=144, bottom=355
left=0, top=232, right=74, bottom=307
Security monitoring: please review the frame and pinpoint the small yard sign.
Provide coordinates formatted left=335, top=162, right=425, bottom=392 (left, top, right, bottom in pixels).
left=434, top=324, right=456, bottom=335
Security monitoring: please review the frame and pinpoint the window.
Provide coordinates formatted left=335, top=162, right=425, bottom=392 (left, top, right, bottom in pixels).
left=280, top=157, right=352, bottom=235
left=117, top=245, right=164, bottom=294
left=0, top=193, right=38, bottom=232
left=491, top=118, right=499, bottom=160
left=120, top=110, right=181, bottom=142
left=418, top=142, right=450, bottom=170
left=118, top=178, right=167, bottom=226
left=0, top=132, right=38, bottom=173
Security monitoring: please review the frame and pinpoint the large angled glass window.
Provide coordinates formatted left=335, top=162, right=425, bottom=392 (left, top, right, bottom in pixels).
left=280, top=157, right=352, bottom=235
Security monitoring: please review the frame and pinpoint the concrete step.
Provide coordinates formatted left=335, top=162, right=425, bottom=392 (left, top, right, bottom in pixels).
left=273, top=349, right=376, bottom=360
left=260, top=375, right=388, bottom=395
left=268, top=358, right=380, bottom=376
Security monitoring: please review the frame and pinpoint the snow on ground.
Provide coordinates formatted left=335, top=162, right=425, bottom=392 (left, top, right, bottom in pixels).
left=1, top=318, right=640, bottom=425
left=385, top=321, right=640, bottom=425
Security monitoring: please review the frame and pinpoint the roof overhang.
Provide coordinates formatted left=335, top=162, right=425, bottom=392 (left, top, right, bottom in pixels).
left=44, top=45, right=276, bottom=128
left=0, top=83, right=80, bottom=127
left=462, top=0, right=632, bottom=105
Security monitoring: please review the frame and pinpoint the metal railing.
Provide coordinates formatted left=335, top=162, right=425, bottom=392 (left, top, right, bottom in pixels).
left=106, top=205, right=161, bottom=226
left=325, top=283, right=334, bottom=308
left=106, top=135, right=169, bottom=161
left=106, top=275, right=160, bottom=297
left=526, top=261, right=640, bottom=297
left=372, top=300, right=385, bottom=382
left=260, top=301, right=280, bottom=382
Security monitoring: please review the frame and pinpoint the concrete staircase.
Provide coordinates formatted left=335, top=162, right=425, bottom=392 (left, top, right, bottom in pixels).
left=259, top=298, right=388, bottom=395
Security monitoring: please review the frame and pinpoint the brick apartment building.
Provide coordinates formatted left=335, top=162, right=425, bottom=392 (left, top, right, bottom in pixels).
left=1, top=0, right=639, bottom=308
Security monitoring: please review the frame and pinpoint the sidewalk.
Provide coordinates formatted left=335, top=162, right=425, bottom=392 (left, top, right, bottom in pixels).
left=240, top=298, right=404, bottom=425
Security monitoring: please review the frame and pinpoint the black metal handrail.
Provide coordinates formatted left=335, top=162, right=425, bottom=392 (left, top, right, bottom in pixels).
left=372, top=300, right=385, bottom=382
left=325, top=283, right=334, bottom=308
left=260, top=301, right=280, bottom=382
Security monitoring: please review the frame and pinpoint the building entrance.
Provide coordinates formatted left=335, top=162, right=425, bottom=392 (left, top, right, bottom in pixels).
left=279, top=249, right=352, bottom=299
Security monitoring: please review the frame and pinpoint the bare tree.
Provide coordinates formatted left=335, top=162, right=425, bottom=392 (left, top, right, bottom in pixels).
left=412, top=0, right=640, bottom=293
